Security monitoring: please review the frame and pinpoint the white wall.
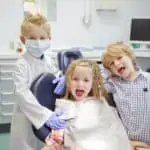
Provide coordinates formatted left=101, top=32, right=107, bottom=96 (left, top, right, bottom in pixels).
left=1, top=0, right=150, bottom=51
left=50, top=0, right=150, bottom=49
left=0, top=0, right=23, bottom=52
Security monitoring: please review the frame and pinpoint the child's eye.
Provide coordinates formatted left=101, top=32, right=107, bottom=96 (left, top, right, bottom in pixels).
left=72, top=77, right=78, bottom=81
left=28, top=37, right=36, bottom=40
left=40, top=37, right=46, bottom=40
left=117, top=56, right=122, bottom=60
left=84, top=79, right=89, bottom=82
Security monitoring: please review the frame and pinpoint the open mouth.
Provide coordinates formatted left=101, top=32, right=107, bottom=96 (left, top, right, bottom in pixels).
left=75, top=89, right=85, bottom=97
left=118, top=66, right=126, bottom=74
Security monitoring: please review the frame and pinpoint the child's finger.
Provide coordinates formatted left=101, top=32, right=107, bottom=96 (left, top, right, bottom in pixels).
left=51, top=140, right=60, bottom=150
left=52, top=130, right=63, bottom=142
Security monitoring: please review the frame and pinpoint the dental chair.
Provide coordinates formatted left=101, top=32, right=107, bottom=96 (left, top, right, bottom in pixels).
left=30, top=50, right=83, bottom=142
left=31, top=73, right=60, bottom=142
left=57, top=49, right=82, bottom=74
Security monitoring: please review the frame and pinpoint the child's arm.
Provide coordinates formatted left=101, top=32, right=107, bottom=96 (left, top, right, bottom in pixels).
left=14, top=60, right=66, bottom=131
left=14, top=60, right=53, bottom=129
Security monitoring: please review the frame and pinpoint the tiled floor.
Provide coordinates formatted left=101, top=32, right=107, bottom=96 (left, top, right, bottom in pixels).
left=0, top=133, right=10, bottom=150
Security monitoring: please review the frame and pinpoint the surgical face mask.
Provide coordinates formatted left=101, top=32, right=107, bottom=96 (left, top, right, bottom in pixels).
left=25, top=39, right=51, bottom=58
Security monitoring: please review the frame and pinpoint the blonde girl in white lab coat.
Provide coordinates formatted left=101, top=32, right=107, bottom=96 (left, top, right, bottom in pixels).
left=42, top=59, right=131, bottom=150
left=10, top=14, right=66, bottom=150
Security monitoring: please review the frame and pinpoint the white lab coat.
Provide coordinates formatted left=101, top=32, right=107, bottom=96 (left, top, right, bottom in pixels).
left=10, top=52, right=58, bottom=150
left=56, top=97, right=131, bottom=150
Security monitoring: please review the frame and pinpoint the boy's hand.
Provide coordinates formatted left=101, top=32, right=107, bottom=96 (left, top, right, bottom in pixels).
left=53, top=76, right=65, bottom=95
left=130, top=140, right=150, bottom=150
left=45, top=110, right=66, bottom=129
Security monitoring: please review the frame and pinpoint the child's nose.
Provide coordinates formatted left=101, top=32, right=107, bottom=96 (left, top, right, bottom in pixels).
left=78, top=80, right=84, bottom=86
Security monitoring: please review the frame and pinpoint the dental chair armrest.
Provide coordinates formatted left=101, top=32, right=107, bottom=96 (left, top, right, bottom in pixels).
left=32, top=125, right=51, bottom=143
left=30, top=73, right=58, bottom=143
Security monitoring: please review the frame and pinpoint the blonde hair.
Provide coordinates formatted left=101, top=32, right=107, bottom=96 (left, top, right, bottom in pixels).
left=101, top=42, right=136, bottom=69
left=21, top=13, right=50, bottom=36
left=64, top=59, right=107, bottom=101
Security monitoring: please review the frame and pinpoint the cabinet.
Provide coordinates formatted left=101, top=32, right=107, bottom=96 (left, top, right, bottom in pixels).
left=0, top=55, right=18, bottom=124
left=95, top=0, right=118, bottom=11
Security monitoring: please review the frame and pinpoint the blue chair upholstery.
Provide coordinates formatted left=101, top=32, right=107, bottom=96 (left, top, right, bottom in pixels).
left=57, top=49, right=82, bottom=74
left=31, top=73, right=61, bottom=142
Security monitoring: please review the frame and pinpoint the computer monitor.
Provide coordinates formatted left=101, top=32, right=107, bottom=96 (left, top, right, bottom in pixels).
left=130, top=18, right=150, bottom=44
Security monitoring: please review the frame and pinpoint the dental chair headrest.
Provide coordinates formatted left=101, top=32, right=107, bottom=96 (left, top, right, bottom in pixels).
left=57, top=50, right=82, bottom=74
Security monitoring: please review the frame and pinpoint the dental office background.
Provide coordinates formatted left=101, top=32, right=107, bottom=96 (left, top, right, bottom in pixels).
left=0, top=0, right=150, bottom=149
left=1, top=0, right=150, bottom=70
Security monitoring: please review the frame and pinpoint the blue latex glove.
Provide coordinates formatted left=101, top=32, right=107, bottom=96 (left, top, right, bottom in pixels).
left=45, top=110, right=66, bottom=129
left=53, top=76, right=66, bottom=95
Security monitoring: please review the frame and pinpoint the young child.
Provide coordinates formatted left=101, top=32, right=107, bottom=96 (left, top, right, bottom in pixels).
left=10, top=14, right=66, bottom=150
left=43, top=59, right=131, bottom=150
left=101, top=42, right=150, bottom=150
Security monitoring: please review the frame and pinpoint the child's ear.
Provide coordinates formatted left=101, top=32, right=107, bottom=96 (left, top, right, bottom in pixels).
left=20, top=36, right=25, bottom=44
